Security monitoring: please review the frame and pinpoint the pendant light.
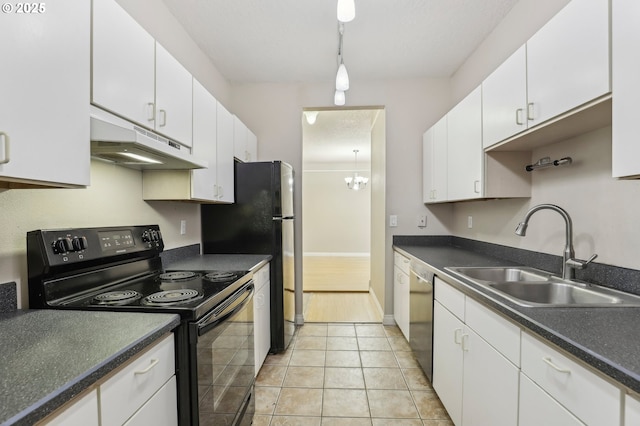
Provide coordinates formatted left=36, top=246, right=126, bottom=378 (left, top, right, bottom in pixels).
left=336, top=62, right=349, bottom=91
left=337, top=0, right=355, bottom=23
left=334, top=90, right=346, bottom=106
left=345, top=149, right=368, bottom=190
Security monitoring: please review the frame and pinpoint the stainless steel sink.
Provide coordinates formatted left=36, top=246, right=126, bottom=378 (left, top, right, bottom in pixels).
left=445, top=266, right=640, bottom=307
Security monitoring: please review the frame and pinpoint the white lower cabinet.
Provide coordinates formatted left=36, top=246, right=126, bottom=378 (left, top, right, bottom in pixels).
left=43, top=389, right=99, bottom=426
left=519, top=373, right=584, bottom=426
left=626, top=393, right=640, bottom=425
left=253, top=263, right=271, bottom=376
left=521, top=331, right=621, bottom=426
left=123, top=376, right=177, bottom=426
left=432, top=278, right=519, bottom=426
left=100, top=334, right=177, bottom=426
left=393, top=251, right=410, bottom=340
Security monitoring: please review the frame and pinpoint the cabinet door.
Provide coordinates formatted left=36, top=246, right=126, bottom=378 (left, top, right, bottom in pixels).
left=482, top=45, right=528, bottom=148
left=123, top=376, right=178, bottom=426
left=432, top=301, right=464, bottom=426
left=526, top=0, right=610, bottom=127
left=0, top=0, right=90, bottom=187
left=626, top=393, right=640, bottom=426
left=233, top=115, right=249, bottom=161
left=461, top=326, right=519, bottom=426
left=519, top=373, right=584, bottom=426
left=92, top=0, right=155, bottom=128
left=447, top=87, right=482, bottom=201
left=216, top=102, right=235, bottom=202
left=46, top=389, right=99, bottom=426
left=612, top=0, right=640, bottom=178
left=393, top=265, right=410, bottom=340
left=155, top=42, right=193, bottom=147
left=423, top=116, right=448, bottom=203
left=191, top=79, right=218, bottom=201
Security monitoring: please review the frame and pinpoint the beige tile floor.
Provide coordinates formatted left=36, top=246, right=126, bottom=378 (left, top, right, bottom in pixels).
left=254, top=323, right=453, bottom=426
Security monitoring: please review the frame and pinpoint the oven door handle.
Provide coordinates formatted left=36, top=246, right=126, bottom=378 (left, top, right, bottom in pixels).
left=196, top=281, right=254, bottom=335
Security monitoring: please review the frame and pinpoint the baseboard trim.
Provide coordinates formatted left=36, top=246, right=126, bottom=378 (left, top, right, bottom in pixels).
left=295, top=314, right=305, bottom=325
left=369, top=288, right=384, bottom=320
left=303, top=252, right=370, bottom=257
left=382, top=314, right=396, bottom=326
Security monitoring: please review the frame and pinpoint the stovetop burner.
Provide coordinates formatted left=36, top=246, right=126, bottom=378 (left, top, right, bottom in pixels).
left=141, top=289, right=203, bottom=306
left=204, top=271, right=238, bottom=282
left=158, top=271, right=198, bottom=281
left=92, top=290, right=142, bottom=306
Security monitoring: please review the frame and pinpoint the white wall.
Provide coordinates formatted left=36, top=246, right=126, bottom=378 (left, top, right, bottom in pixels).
left=0, top=161, right=201, bottom=306
left=302, top=170, right=371, bottom=254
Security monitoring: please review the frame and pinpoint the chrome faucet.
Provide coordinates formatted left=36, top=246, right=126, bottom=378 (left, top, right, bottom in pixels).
left=515, top=204, right=597, bottom=280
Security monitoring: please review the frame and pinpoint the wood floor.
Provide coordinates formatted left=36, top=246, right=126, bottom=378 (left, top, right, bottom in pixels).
left=303, top=256, right=370, bottom=292
left=303, top=292, right=383, bottom=323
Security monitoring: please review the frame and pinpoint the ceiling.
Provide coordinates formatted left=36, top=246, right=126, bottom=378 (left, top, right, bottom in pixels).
left=162, top=0, right=520, bottom=164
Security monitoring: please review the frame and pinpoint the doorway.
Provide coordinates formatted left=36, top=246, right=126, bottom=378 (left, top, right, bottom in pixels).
left=301, top=107, right=385, bottom=323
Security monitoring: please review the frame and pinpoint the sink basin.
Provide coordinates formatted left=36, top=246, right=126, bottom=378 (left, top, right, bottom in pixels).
left=446, top=266, right=551, bottom=283
left=445, top=266, right=640, bottom=307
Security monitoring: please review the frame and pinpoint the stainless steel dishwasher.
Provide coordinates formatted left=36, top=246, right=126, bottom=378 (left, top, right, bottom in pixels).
left=409, top=259, right=435, bottom=382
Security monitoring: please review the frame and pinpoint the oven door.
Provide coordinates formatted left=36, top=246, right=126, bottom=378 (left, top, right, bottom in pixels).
left=189, top=281, right=255, bottom=426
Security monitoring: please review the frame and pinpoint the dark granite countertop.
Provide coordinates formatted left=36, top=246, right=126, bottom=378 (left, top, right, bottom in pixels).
left=394, top=239, right=640, bottom=394
left=0, top=310, right=180, bottom=426
left=163, top=254, right=271, bottom=273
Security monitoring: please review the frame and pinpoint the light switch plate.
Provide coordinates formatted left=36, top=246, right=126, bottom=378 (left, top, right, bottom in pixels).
left=389, top=215, right=398, bottom=227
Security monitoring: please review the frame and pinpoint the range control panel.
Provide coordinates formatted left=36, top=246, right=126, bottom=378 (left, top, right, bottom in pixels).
left=27, top=225, right=164, bottom=268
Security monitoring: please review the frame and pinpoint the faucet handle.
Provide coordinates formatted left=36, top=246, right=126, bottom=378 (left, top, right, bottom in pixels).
left=566, top=254, right=598, bottom=270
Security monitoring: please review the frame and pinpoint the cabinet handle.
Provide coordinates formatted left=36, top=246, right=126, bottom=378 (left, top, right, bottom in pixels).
left=527, top=102, right=535, bottom=121
left=134, top=358, right=159, bottom=375
left=454, top=328, right=463, bottom=345
left=461, top=334, right=469, bottom=351
left=218, top=185, right=224, bottom=198
left=159, top=109, right=167, bottom=127
left=147, top=103, right=156, bottom=122
left=515, top=108, right=524, bottom=125
left=542, top=357, right=571, bottom=374
left=432, top=189, right=437, bottom=200
left=0, top=132, right=10, bottom=165
left=473, top=180, right=480, bottom=194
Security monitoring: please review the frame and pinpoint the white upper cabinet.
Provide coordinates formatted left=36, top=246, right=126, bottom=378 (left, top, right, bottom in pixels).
left=217, top=102, right=236, bottom=203
left=612, top=0, right=640, bottom=178
left=233, top=115, right=258, bottom=162
left=92, top=0, right=155, bottom=129
left=526, top=0, right=610, bottom=128
left=482, top=46, right=528, bottom=148
left=191, top=79, right=218, bottom=201
left=0, top=0, right=90, bottom=188
left=92, top=0, right=193, bottom=148
left=423, top=116, right=448, bottom=203
left=155, top=43, right=193, bottom=147
left=447, top=87, right=483, bottom=201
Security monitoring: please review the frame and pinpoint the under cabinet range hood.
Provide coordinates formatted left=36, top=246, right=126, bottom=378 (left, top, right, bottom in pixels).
left=89, top=106, right=207, bottom=170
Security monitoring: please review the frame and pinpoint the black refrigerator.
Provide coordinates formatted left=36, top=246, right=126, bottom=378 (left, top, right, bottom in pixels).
left=201, top=161, right=296, bottom=353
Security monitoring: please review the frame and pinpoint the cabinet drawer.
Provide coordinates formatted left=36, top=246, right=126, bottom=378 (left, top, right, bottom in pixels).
left=101, top=334, right=176, bottom=426
left=519, top=373, right=584, bottom=426
left=465, top=297, right=520, bottom=366
left=521, top=332, right=621, bottom=426
left=394, top=252, right=410, bottom=274
left=434, top=277, right=465, bottom=321
left=254, top=264, right=270, bottom=290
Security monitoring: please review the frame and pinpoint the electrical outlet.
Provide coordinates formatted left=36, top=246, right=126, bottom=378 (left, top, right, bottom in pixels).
left=417, top=215, right=427, bottom=228
left=389, top=215, right=398, bottom=227
left=180, top=219, right=187, bottom=235
left=467, top=216, right=473, bottom=229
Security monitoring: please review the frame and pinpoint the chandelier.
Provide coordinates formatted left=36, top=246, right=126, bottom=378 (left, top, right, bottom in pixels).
left=345, top=149, right=368, bottom=190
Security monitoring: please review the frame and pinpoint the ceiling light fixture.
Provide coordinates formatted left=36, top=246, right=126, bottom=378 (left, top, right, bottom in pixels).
left=334, top=23, right=349, bottom=105
left=337, top=0, right=355, bottom=23
left=345, top=149, right=368, bottom=190
left=304, top=111, right=319, bottom=125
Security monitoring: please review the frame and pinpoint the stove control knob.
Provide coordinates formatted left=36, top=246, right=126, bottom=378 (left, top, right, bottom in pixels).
left=72, top=236, right=88, bottom=251
left=151, top=230, right=159, bottom=241
left=53, top=238, right=72, bottom=254
left=142, top=230, right=151, bottom=243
